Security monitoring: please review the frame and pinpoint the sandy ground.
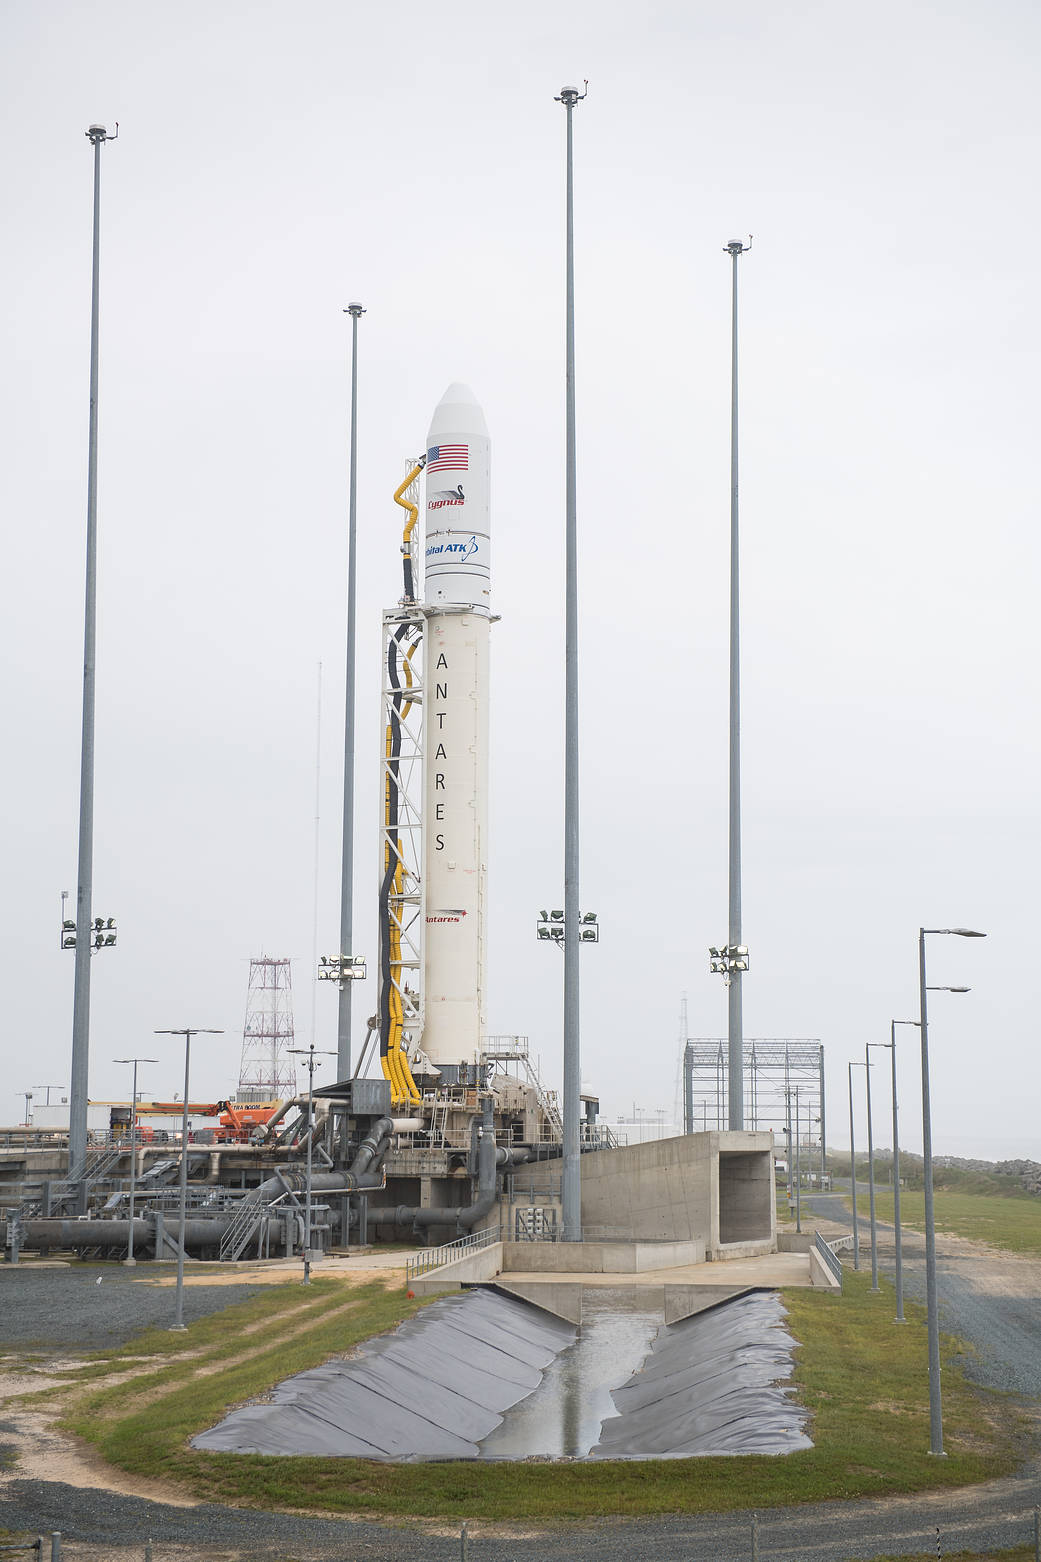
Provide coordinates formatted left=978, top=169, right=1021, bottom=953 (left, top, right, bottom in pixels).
left=4, top=1230, right=1041, bottom=1560
left=0, top=1254, right=416, bottom=1513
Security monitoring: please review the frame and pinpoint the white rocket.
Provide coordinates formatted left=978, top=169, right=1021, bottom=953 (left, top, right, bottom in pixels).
left=421, top=384, right=491, bottom=1070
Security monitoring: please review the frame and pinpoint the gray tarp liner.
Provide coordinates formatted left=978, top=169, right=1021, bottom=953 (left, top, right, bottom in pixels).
left=591, top=1290, right=812, bottom=1457
left=194, top=1287, right=810, bottom=1461
left=193, top=1289, right=576, bottom=1460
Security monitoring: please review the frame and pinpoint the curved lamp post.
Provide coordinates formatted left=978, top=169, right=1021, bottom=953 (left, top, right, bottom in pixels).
left=918, top=928, right=985, bottom=1456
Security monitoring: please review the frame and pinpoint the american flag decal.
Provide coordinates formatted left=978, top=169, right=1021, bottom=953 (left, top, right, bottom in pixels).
left=427, top=443, right=468, bottom=473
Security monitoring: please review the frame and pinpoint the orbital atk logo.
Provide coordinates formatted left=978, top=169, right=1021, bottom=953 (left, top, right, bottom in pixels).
left=425, top=534, right=479, bottom=561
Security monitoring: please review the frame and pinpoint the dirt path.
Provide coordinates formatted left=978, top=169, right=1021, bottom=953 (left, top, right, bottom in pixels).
left=3, top=1230, right=1041, bottom=1559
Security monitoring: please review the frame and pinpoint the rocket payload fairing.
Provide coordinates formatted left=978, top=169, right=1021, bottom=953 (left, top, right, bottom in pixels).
left=421, top=384, right=491, bottom=1070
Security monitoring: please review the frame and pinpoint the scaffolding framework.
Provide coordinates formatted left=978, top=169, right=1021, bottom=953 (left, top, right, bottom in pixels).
left=237, top=957, right=299, bottom=1101
left=379, top=603, right=426, bottom=1061
left=682, top=1038, right=826, bottom=1180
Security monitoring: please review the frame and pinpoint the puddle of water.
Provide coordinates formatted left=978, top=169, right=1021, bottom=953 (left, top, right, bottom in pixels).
left=478, top=1290, right=661, bottom=1459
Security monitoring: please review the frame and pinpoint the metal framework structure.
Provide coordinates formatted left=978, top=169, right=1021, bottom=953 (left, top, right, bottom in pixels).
left=237, top=958, right=298, bottom=1101
left=683, top=1038, right=826, bottom=1180
left=379, top=598, right=426, bottom=1067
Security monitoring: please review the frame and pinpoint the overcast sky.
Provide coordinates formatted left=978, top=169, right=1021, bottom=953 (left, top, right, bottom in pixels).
left=2, top=1, right=1037, bottom=1162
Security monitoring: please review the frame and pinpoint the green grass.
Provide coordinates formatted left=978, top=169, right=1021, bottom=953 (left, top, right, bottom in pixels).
left=20, top=1265, right=1028, bottom=1523
left=853, top=1190, right=1041, bottom=1256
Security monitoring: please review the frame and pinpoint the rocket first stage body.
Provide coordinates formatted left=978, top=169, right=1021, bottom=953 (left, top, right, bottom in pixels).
left=421, top=384, right=491, bottom=1069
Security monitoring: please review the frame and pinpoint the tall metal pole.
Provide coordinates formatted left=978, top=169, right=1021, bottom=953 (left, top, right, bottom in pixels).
left=918, top=931, right=944, bottom=1454
left=156, top=1029, right=222, bottom=1330
left=338, top=303, right=365, bottom=1082
left=725, top=237, right=750, bottom=1130
left=557, top=84, right=585, bottom=1242
left=174, top=1036, right=191, bottom=1330
left=848, top=1061, right=860, bottom=1270
left=794, top=1086, right=801, bottom=1233
left=918, top=925, right=985, bottom=1450
left=115, top=1055, right=155, bottom=1267
left=889, top=1020, right=915, bottom=1323
left=70, top=123, right=116, bottom=1176
left=865, top=1044, right=879, bottom=1290
left=310, top=662, right=322, bottom=1049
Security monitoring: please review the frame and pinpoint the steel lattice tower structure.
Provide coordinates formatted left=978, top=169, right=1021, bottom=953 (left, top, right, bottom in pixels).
left=682, top=1038, right=826, bottom=1185
left=236, top=957, right=299, bottom=1102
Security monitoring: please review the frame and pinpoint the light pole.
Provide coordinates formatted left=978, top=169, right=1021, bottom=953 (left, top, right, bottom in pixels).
left=288, top=1045, right=335, bottom=1283
left=864, top=1045, right=879, bottom=1291
left=23, top=1092, right=33, bottom=1127
left=69, top=122, right=118, bottom=1177
left=155, top=1028, right=223, bottom=1329
left=337, top=301, right=365, bottom=1083
left=32, top=1085, right=65, bottom=1108
left=794, top=1085, right=801, bottom=1234
left=114, top=1056, right=155, bottom=1266
left=555, top=81, right=586, bottom=1244
left=877, top=1022, right=919, bottom=1323
left=846, top=1064, right=855, bottom=1267
left=918, top=929, right=983, bottom=1457
left=724, top=235, right=751, bottom=1130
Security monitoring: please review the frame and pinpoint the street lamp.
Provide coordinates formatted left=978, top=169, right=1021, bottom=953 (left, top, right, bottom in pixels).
left=881, top=1021, right=918, bottom=1323
left=32, top=1084, right=65, bottom=1107
left=113, top=1056, right=156, bottom=1266
left=918, top=926, right=985, bottom=1456
left=288, top=1044, right=335, bottom=1283
left=155, top=1028, right=223, bottom=1329
left=848, top=1061, right=868, bottom=1269
left=22, top=1091, right=33, bottom=1127
left=864, top=1045, right=879, bottom=1291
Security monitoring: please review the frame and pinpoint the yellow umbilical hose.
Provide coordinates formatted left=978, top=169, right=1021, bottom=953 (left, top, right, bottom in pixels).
left=380, top=473, right=424, bottom=1108
left=394, top=461, right=425, bottom=602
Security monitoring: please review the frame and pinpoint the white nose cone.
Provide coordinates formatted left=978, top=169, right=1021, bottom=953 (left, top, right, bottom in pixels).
left=424, top=384, right=490, bottom=611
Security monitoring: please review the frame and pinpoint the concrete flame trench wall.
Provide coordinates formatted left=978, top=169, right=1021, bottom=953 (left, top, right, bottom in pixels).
left=576, top=1131, right=776, bottom=1259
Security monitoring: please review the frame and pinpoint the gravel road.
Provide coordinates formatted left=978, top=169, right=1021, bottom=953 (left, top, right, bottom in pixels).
left=807, top=1191, right=1041, bottom=1398
left=3, top=1239, right=1040, bottom=1561
left=1, top=1264, right=263, bottom=1350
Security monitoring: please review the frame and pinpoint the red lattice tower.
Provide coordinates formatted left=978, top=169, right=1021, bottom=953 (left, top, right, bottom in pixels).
left=237, top=956, right=299, bottom=1102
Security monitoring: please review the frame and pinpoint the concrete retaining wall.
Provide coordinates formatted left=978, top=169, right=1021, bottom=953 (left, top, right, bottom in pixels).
left=578, top=1131, right=776, bottom=1255
left=502, top=1239, right=705, bottom=1273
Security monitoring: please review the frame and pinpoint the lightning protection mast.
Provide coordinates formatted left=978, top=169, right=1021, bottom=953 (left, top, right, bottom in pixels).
left=337, top=302, right=365, bottom=1081
left=69, top=122, right=117, bottom=1177
left=557, top=81, right=586, bottom=1242
left=725, top=236, right=751, bottom=1130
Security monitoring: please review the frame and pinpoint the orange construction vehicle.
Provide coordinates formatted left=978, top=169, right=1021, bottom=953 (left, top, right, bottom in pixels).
left=122, top=1100, right=282, bottom=1144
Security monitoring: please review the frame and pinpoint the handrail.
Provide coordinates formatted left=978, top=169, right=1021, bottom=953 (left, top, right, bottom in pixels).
left=815, top=1230, right=844, bottom=1285
left=406, top=1224, right=500, bottom=1284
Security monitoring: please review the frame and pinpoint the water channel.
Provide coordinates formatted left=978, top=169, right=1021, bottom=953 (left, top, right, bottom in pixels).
left=478, top=1290, right=662, bottom=1458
